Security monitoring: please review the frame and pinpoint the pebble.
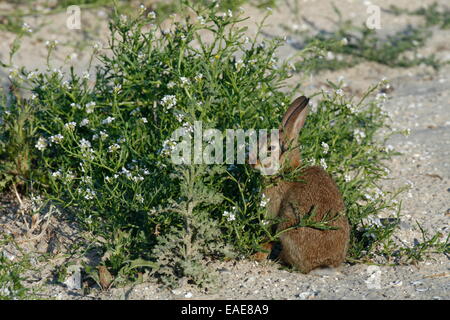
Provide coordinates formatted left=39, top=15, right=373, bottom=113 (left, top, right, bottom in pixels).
left=298, top=291, right=317, bottom=300
left=390, top=280, right=403, bottom=287
left=171, top=289, right=183, bottom=295
left=63, top=270, right=81, bottom=290
left=1, top=250, right=15, bottom=261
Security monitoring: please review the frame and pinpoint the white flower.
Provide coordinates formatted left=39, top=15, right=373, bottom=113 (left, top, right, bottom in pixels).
left=147, top=11, right=156, bottom=19
left=93, top=42, right=102, bottom=51
left=321, top=142, right=329, bottom=154
left=80, top=119, right=89, bottom=127
left=376, top=93, right=387, bottom=101
left=132, top=175, right=144, bottom=183
left=344, top=173, right=352, bottom=182
left=223, top=210, right=236, bottom=221
left=113, top=84, right=122, bottom=92
left=197, top=16, right=205, bottom=25
left=120, top=167, right=132, bottom=179
left=108, top=143, right=121, bottom=153
left=364, top=193, right=374, bottom=201
left=120, top=14, right=128, bottom=22
left=353, top=129, right=366, bottom=144
left=161, top=95, right=177, bottom=109
left=52, top=170, right=62, bottom=178
left=320, top=158, right=328, bottom=170
left=64, top=122, right=76, bottom=130
left=100, top=130, right=108, bottom=140
left=102, top=116, right=115, bottom=125
left=140, top=117, right=148, bottom=123
left=136, top=194, right=144, bottom=203
left=22, top=22, right=33, bottom=33
left=27, top=71, right=37, bottom=80
left=326, top=51, right=335, bottom=60
left=84, top=188, right=96, bottom=200
left=341, top=37, right=348, bottom=45
left=160, top=138, right=177, bottom=156
left=194, top=73, right=203, bottom=81
left=50, top=134, right=64, bottom=144
left=81, top=176, right=92, bottom=184
left=167, top=81, right=176, bottom=89
left=85, top=101, right=96, bottom=114
left=82, top=71, right=90, bottom=80
left=45, top=40, right=58, bottom=48
left=374, top=189, right=384, bottom=199
left=51, top=68, right=63, bottom=78
left=175, top=112, right=184, bottom=123
left=180, top=77, right=190, bottom=86
left=65, top=171, right=75, bottom=182
left=79, top=138, right=91, bottom=149
left=335, top=89, right=344, bottom=97
left=346, top=103, right=358, bottom=114
left=235, top=59, right=244, bottom=71
left=260, top=194, right=269, bottom=207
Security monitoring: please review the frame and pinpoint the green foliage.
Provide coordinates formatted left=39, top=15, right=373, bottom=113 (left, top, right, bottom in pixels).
left=9, top=2, right=288, bottom=284
left=285, top=12, right=441, bottom=73
left=395, top=223, right=449, bottom=263
left=0, top=86, right=42, bottom=194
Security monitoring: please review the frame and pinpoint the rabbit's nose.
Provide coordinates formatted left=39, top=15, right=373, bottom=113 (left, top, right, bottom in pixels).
left=262, top=161, right=273, bottom=168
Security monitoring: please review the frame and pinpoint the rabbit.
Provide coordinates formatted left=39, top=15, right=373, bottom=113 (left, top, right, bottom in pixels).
left=251, top=96, right=350, bottom=273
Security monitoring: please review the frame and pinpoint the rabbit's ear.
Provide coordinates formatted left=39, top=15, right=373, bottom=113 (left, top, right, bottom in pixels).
left=281, top=96, right=309, bottom=145
left=281, top=96, right=309, bottom=128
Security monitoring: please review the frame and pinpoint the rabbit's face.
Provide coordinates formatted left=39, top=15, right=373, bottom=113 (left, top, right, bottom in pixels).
left=250, top=96, right=309, bottom=175
left=250, top=132, right=302, bottom=175
left=250, top=132, right=282, bottom=175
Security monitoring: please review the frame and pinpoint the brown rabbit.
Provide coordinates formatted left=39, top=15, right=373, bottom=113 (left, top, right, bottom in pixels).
left=252, top=96, right=350, bottom=273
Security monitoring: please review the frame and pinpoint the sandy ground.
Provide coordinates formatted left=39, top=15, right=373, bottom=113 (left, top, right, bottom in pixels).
left=0, top=0, right=449, bottom=299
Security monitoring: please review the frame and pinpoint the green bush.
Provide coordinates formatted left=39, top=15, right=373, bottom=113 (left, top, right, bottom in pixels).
left=1, top=2, right=426, bottom=287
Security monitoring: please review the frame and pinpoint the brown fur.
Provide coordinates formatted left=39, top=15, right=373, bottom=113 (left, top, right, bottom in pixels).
left=253, top=96, right=350, bottom=273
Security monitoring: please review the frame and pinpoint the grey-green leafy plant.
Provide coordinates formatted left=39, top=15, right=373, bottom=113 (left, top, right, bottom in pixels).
left=0, top=236, right=31, bottom=300
left=284, top=6, right=441, bottom=74
left=151, top=165, right=234, bottom=288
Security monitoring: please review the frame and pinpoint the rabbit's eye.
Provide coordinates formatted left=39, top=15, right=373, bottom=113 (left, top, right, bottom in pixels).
left=268, top=145, right=278, bottom=152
